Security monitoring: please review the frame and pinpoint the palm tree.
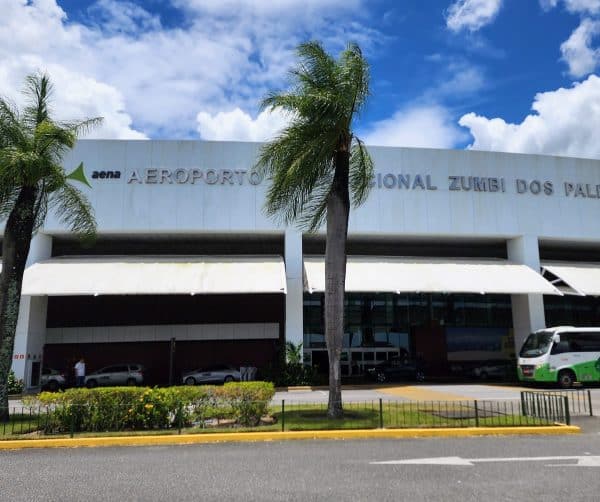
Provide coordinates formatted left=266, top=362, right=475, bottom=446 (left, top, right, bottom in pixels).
left=0, top=74, right=101, bottom=420
left=256, top=42, right=373, bottom=418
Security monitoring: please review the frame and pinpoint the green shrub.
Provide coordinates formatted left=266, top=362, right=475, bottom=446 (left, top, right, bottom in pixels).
left=31, top=382, right=275, bottom=432
left=7, top=371, right=24, bottom=395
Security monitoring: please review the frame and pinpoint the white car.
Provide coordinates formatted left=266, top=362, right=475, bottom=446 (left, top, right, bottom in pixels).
left=85, top=364, right=144, bottom=388
left=40, top=368, right=66, bottom=391
left=182, top=365, right=241, bottom=385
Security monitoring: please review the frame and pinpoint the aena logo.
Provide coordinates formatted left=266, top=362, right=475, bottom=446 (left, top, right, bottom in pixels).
left=91, top=170, right=121, bottom=180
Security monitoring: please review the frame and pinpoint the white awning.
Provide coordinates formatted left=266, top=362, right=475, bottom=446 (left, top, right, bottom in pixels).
left=304, top=256, right=561, bottom=295
left=22, top=255, right=287, bottom=296
left=541, top=261, right=600, bottom=296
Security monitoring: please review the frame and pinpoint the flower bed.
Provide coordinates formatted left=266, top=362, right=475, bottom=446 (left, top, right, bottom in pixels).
left=27, top=382, right=275, bottom=433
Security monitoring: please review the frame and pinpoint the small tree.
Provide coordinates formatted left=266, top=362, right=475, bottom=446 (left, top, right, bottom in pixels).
left=0, top=74, right=101, bottom=420
left=257, top=42, right=373, bottom=418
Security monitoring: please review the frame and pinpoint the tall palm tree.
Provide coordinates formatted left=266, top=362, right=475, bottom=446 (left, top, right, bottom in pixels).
left=257, top=42, right=373, bottom=418
left=0, top=74, right=101, bottom=420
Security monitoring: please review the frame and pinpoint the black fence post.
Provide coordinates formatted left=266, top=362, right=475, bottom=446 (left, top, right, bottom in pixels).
left=520, top=392, right=526, bottom=416
left=588, top=389, right=593, bottom=417
left=474, top=400, right=480, bottom=427
left=177, top=401, right=183, bottom=434
left=379, top=399, right=384, bottom=429
left=70, top=407, right=75, bottom=438
left=564, top=396, right=570, bottom=426
left=281, top=400, right=285, bottom=432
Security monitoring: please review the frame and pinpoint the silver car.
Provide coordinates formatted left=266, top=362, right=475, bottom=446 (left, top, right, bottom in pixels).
left=182, top=365, right=240, bottom=385
left=85, top=364, right=144, bottom=388
left=40, top=368, right=66, bottom=391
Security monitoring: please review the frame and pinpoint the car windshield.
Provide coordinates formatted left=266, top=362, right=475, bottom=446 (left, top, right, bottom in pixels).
left=519, top=332, right=553, bottom=358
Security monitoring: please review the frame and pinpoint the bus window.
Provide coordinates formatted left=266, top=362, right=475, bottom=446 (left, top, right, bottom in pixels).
left=551, top=341, right=569, bottom=355
left=520, top=332, right=553, bottom=358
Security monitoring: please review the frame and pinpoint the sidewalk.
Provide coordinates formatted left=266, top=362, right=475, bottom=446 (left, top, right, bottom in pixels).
left=0, top=425, right=580, bottom=450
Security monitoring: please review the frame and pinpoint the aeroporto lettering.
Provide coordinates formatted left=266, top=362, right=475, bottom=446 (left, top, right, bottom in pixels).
left=127, top=168, right=263, bottom=185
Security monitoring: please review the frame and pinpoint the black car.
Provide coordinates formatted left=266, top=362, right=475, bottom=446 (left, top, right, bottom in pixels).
left=367, top=357, right=425, bottom=383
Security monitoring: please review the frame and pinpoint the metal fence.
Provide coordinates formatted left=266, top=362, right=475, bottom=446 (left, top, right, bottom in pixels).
left=278, top=399, right=562, bottom=431
left=522, top=389, right=593, bottom=417
left=0, top=397, right=569, bottom=438
left=521, top=389, right=593, bottom=422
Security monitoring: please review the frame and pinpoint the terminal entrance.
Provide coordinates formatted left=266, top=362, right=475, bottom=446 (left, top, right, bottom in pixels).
left=303, top=293, right=515, bottom=380
left=43, top=293, right=284, bottom=386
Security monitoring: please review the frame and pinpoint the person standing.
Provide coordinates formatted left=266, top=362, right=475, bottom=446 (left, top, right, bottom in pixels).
left=74, top=358, right=86, bottom=387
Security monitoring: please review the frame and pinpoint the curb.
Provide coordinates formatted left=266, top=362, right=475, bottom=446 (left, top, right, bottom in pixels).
left=0, top=426, right=579, bottom=450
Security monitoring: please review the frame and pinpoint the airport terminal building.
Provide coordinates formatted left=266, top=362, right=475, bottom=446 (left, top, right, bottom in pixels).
left=9, top=140, right=600, bottom=387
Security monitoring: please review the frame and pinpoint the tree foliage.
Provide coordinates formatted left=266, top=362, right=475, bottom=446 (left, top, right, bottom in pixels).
left=256, top=42, right=373, bottom=418
left=256, top=41, right=373, bottom=231
left=0, top=74, right=100, bottom=240
left=0, top=73, right=101, bottom=420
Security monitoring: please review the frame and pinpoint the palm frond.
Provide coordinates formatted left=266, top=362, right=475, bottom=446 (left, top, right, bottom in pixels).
left=49, top=181, right=96, bottom=242
left=349, top=137, right=374, bottom=207
left=257, top=40, right=372, bottom=230
left=23, top=72, right=53, bottom=127
left=59, top=117, right=104, bottom=137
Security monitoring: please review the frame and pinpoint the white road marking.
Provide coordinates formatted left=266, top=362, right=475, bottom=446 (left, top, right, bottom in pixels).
left=370, top=455, right=600, bottom=467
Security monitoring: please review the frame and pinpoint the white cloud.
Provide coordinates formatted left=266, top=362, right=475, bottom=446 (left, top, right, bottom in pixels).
left=539, top=0, right=559, bottom=9
left=88, top=0, right=162, bottom=35
left=362, top=106, right=467, bottom=148
left=426, top=62, right=486, bottom=99
left=445, top=0, right=503, bottom=32
left=0, top=0, right=144, bottom=139
left=560, top=18, right=600, bottom=77
left=1, top=0, right=375, bottom=139
left=459, top=75, right=600, bottom=158
left=196, top=108, right=290, bottom=141
left=540, top=0, right=600, bottom=14
left=171, top=0, right=363, bottom=17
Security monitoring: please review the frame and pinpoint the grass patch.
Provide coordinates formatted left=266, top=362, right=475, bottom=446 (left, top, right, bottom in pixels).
left=0, top=413, right=43, bottom=437
left=0, top=401, right=557, bottom=440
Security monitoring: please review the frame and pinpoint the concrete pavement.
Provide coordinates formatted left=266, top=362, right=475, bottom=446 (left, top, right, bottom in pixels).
left=2, top=434, right=600, bottom=501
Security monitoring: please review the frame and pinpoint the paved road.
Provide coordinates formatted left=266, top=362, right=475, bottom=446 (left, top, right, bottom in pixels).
left=10, top=384, right=600, bottom=409
left=2, top=434, right=600, bottom=501
left=273, top=384, right=600, bottom=405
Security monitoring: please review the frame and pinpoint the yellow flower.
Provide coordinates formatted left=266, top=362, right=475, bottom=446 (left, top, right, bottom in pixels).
left=144, top=404, right=154, bottom=409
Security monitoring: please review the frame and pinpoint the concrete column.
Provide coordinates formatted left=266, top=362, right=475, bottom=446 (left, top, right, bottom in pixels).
left=11, top=233, right=52, bottom=387
left=284, top=229, right=304, bottom=358
left=507, top=235, right=546, bottom=355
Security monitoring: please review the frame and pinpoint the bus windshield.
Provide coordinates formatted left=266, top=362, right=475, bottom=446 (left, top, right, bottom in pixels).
left=520, top=332, right=553, bottom=358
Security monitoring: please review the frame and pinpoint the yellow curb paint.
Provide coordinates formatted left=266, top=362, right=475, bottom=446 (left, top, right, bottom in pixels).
left=378, top=386, right=468, bottom=401
left=0, top=426, right=579, bottom=450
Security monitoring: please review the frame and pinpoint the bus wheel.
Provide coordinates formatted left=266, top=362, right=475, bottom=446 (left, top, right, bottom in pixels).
left=558, top=370, right=575, bottom=389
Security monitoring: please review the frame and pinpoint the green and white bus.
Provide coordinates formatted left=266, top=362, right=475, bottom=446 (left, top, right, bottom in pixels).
left=518, top=327, right=600, bottom=388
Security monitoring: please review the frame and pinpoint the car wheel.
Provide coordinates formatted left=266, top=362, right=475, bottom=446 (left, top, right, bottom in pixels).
left=185, top=377, right=196, bottom=386
left=415, top=371, right=425, bottom=383
left=376, top=372, right=386, bottom=383
left=558, top=370, right=575, bottom=389
left=126, top=378, right=137, bottom=386
left=47, top=380, right=59, bottom=392
left=86, top=379, right=97, bottom=389
left=224, top=376, right=234, bottom=383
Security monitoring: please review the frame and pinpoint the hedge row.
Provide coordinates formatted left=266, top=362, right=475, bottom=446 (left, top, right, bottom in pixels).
left=29, top=382, right=275, bottom=432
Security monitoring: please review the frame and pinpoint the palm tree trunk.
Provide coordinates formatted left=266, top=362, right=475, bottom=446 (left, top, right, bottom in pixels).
left=325, top=149, right=350, bottom=419
left=0, top=187, right=37, bottom=421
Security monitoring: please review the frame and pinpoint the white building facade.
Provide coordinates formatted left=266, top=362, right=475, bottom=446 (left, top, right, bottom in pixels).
left=9, top=140, right=600, bottom=386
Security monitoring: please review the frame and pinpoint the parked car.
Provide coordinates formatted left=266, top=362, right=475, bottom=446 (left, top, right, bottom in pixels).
left=470, top=360, right=514, bottom=380
left=182, top=365, right=241, bottom=385
left=40, top=368, right=66, bottom=391
left=85, top=364, right=144, bottom=388
left=367, top=357, right=425, bottom=383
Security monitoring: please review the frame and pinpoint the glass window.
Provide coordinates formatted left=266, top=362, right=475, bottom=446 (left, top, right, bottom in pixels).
left=408, top=294, right=429, bottom=326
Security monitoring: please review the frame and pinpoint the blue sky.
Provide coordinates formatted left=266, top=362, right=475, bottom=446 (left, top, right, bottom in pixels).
left=3, top=1, right=600, bottom=158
